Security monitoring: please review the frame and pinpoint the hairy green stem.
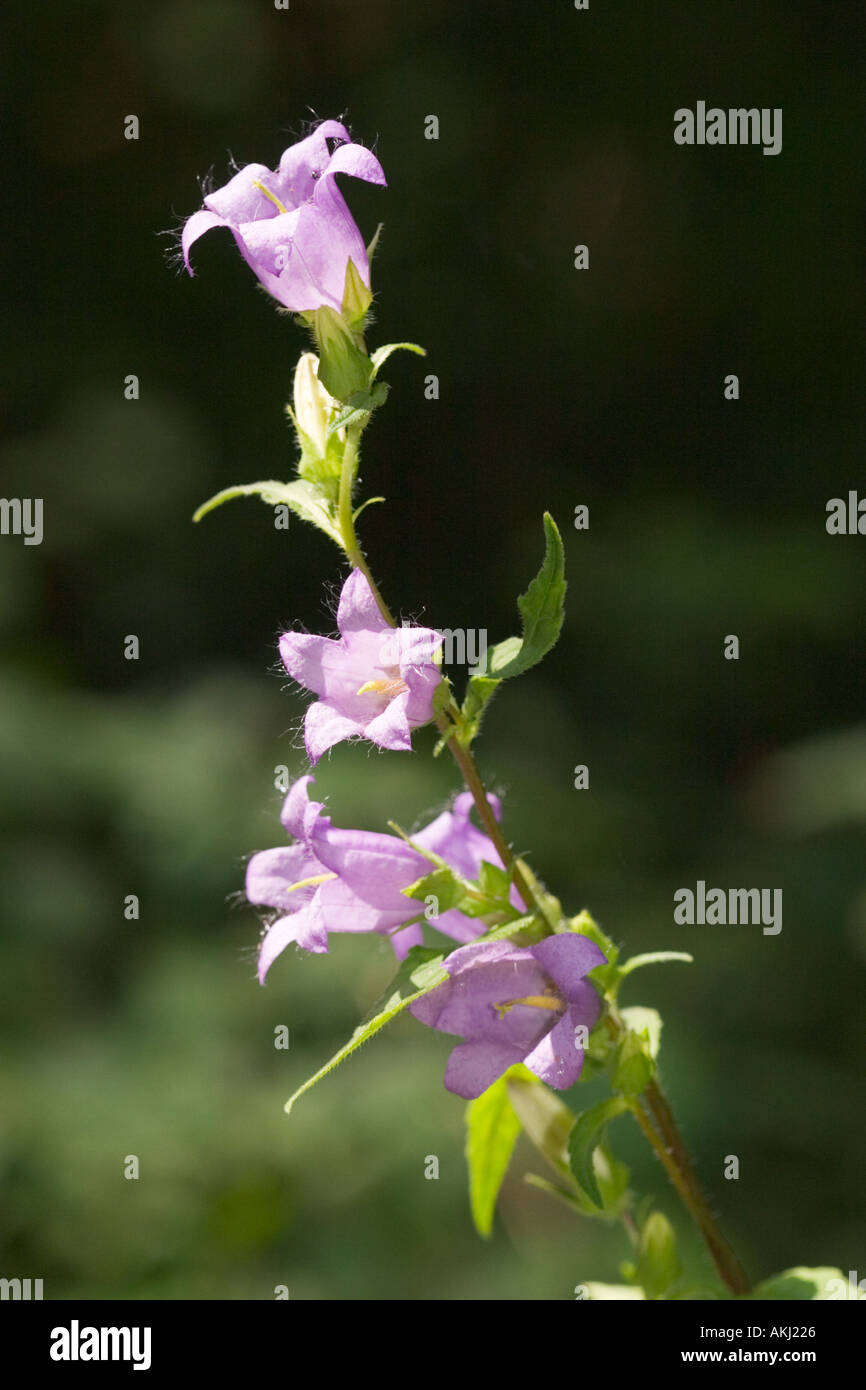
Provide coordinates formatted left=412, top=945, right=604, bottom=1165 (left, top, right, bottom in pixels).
left=603, top=1010, right=749, bottom=1295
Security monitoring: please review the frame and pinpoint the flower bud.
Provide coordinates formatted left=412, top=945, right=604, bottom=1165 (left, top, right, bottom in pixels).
left=293, top=352, right=339, bottom=458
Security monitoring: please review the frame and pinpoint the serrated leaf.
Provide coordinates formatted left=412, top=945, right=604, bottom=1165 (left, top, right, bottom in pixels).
left=476, top=914, right=541, bottom=943
left=465, top=1075, right=523, bottom=1238
left=370, top=342, right=427, bottom=377
left=192, top=478, right=343, bottom=546
left=458, top=675, right=501, bottom=746
left=475, top=513, right=566, bottom=682
left=284, top=947, right=447, bottom=1114
left=567, top=1096, right=631, bottom=1208
left=478, top=914, right=547, bottom=946
left=637, top=1211, right=681, bottom=1299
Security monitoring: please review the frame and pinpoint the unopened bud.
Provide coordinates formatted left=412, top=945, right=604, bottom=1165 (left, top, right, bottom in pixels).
left=293, top=352, right=339, bottom=458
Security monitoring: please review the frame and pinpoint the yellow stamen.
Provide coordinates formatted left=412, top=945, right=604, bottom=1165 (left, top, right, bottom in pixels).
left=285, top=872, right=337, bottom=894
left=252, top=179, right=289, bottom=215
left=493, top=995, right=566, bottom=1020
left=356, top=678, right=408, bottom=697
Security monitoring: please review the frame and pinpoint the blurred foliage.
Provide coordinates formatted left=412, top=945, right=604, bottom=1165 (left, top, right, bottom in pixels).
left=1, top=0, right=864, bottom=1298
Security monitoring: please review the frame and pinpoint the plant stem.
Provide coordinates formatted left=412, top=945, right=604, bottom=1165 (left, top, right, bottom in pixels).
left=629, top=1087, right=749, bottom=1296
left=337, top=452, right=749, bottom=1295
left=603, top=1011, right=748, bottom=1295
left=337, top=425, right=392, bottom=623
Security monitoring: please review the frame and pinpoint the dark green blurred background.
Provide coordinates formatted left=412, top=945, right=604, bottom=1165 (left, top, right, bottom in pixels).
left=1, top=0, right=864, bottom=1299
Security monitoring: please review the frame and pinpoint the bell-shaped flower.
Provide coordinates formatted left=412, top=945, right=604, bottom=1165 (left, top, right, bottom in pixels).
left=182, top=120, right=385, bottom=314
left=246, top=780, right=511, bottom=981
left=279, top=570, right=443, bottom=762
left=409, top=934, right=606, bottom=1099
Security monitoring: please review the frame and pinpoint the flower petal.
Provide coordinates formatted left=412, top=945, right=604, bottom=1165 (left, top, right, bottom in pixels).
left=257, top=899, right=329, bottom=982
left=234, top=206, right=303, bottom=278
left=362, top=691, right=414, bottom=752
left=181, top=209, right=226, bottom=273
left=245, top=844, right=320, bottom=911
left=279, top=775, right=330, bottom=841
left=316, top=875, right=413, bottom=934
left=390, top=920, right=425, bottom=959
left=303, top=699, right=364, bottom=763
left=278, top=632, right=349, bottom=699
left=430, top=907, right=484, bottom=946
left=337, top=569, right=389, bottom=635
left=401, top=661, right=443, bottom=727
left=272, top=120, right=351, bottom=209
left=531, top=934, right=607, bottom=1001
left=413, top=793, right=503, bottom=881
left=203, top=162, right=278, bottom=224
left=442, top=1040, right=526, bottom=1100
left=523, top=1009, right=587, bottom=1090
left=279, top=146, right=384, bottom=312
left=410, top=941, right=543, bottom=1040
left=313, top=830, right=423, bottom=906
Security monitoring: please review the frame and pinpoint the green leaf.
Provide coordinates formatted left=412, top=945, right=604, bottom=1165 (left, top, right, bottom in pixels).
left=613, top=1029, right=655, bottom=1096
left=284, top=947, right=447, bottom=1115
left=327, top=380, right=390, bottom=436
left=352, top=496, right=385, bottom=522
left=465, top=1075, right=523, bottom=1238
left=591, top=1142, right=631, bottom=1217
left=619, top=1006, right=662, bottom=1060
left=505, top=1070, right=574, bottom=1183
left=312, top=305, right=373, bottom=400
left=749, top=1267, right=862, bottom=1301
left=475, top=512, right=566, bottom=681
left=478, top=859, right=511, bottom=901
left=370, top=342, right=427, bottom=377
left=192, top=478, right=343, bottom=546
left=341, top=257, right=373, bottom=326
left=402, top=865, right=465, bottom=915
left=618, top=951, right=693, bottom=980
left=366, top=222, right=383, bottom=262
left=567, top=1095, right=631, bottom=1208
left=478, top=913, right=548, bottom=946
left=636, top=1211, right=681, bottom=1299
left=523, top=1173, right=588, bottom=1215
left=458, top=675, right=501, bottom=746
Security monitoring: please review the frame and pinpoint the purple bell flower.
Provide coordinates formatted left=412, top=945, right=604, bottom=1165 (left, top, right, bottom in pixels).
left=182, top=121, right=385, bottom=314
left=409, top=934, right=606, bottom=1098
